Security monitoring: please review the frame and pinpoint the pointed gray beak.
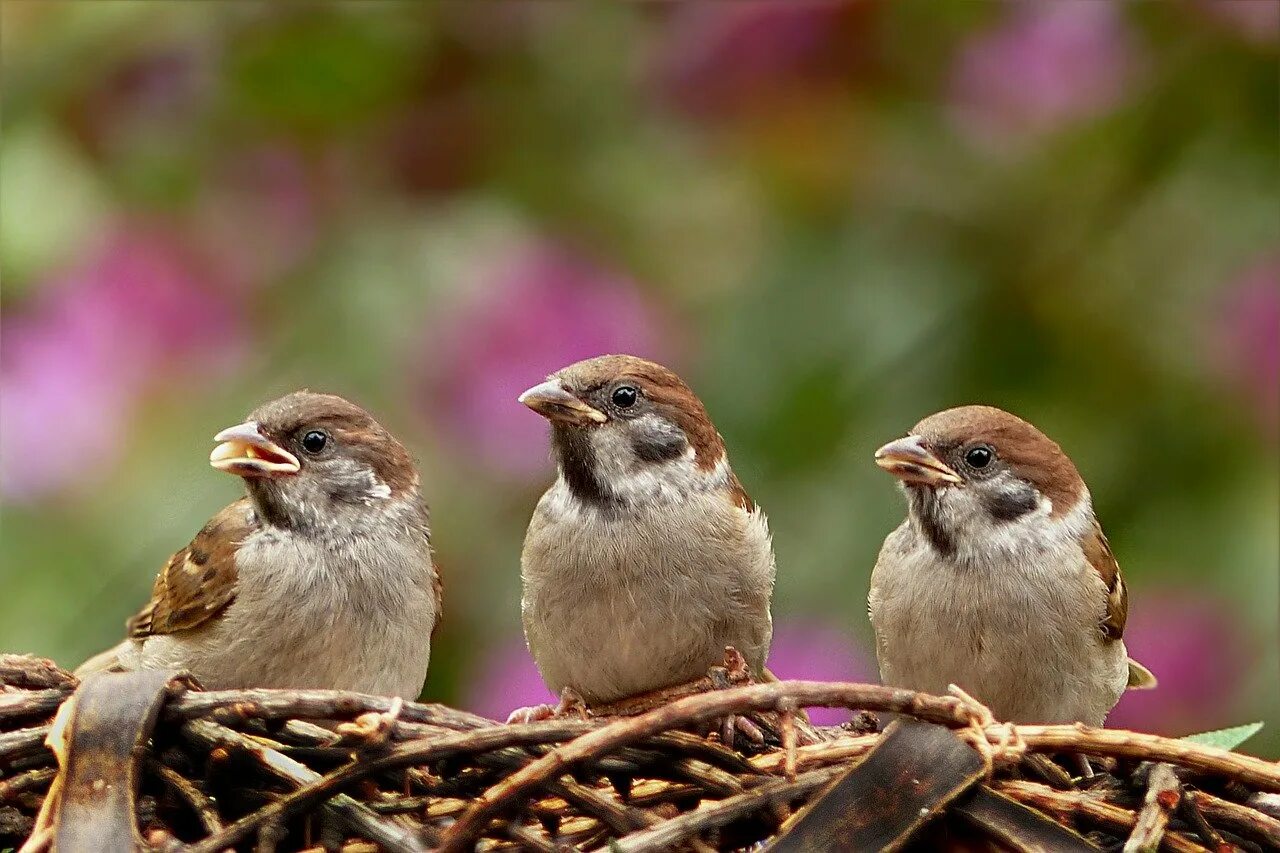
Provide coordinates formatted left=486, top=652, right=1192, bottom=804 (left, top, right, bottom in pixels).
left=518, top=380, right=607, bottom=426
left=875, top=434, right=962, bottom=487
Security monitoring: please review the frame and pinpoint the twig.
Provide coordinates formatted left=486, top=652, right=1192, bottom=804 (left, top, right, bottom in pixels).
left=1191, top=789, right=1280, bottom=849
left=1009, top=726, right=1280, bottom=793
left=0, top=766, right=56, bottom=802
left=0, top=726, right=49, bottom=762
left=1178, top=790, right=1228, bottom=852
left=0, top=690, right=71, bottom=725
left=999, top=780, right=1209, bottom=853
left=176, top=719, right=608, bottom=848
left=438, top=680, right=973, bottom=853
left=181, top=720, right=429, bottom=853
left=168, top=690, right=496, bottom=731
left=1125, top=764, right=1180, bottom=853
left=147, top=758, right=222, bottom=834
left=606, top=766, right=845, bottom=853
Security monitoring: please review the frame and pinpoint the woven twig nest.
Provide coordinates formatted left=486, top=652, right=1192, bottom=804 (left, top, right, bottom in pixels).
left=1, top=654, right=1277, bottom=852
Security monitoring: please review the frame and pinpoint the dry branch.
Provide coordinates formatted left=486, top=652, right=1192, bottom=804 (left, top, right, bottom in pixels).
left=1, top=656, right=1275, bottom=853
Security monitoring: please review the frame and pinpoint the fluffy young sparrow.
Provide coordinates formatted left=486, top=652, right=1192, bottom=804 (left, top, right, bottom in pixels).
left=77, top=391, right=440, bottom=699
left=868, top=406, right=1156, bottom=726
left=518, top=355, right=775, bottom=707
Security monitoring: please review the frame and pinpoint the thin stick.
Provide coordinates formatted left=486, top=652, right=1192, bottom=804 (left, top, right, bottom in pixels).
left=0, top=690, right=71, bottom=724
left=179, top=719, right=608, bottom=848
left=147, top=759, right=222, bottom=834
left=999, top=780, right=1208, bottom=853
left=181, top=720, right=429, bottom=853
left=1191, top=789, right=1280, bottom=849
left=1125, top=764, right=1180, bottom=853
left=0, top=725, right=49, bottom=763
left=606, top=767, right=845, bottom=853
left=1178, top=790, right=1228, bottom=851
left=168, top=690, right=496, bottom=731
left=1010, top=726, right=1280, bottom=793
left=437, top=681, right=975, bottom=853
left=0, top=766, right=56, bottom=801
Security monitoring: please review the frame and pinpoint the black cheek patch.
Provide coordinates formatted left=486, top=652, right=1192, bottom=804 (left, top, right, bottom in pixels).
left=630, top=429, right=687, bottom=463
left=983, top=483, right=1039, bottom=522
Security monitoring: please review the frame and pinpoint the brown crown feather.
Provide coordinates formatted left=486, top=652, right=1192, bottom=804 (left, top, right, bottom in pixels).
left=554, top=355, right=728, bottom=471
left=911, top=405, right=1084, bottom=517
left=250, top=391, right=418, bottom=496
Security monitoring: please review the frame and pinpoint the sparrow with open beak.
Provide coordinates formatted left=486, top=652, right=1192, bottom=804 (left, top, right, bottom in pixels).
left=77, top=391, right=440, bottom=699
left=868, top=405, right=1156, bottom=726
left=517, top=355, right=775, bottom=708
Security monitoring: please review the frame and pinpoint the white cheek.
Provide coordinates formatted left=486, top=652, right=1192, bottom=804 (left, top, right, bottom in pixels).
left=584, top=417, right=730, bottom=506
left=940, top=478, right=1094, bottom=567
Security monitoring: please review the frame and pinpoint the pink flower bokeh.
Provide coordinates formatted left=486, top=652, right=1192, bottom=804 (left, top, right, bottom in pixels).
left=1, top=229, right=244, bottom=502
left=950, top=2, right=1138, bottom=148
left=1108, top=591, right=1254, bottom=734
left=1215, top=253, right=1280, bottom=435
left=652, top=0, right=867, bottom=121
left=421, top=241, right=672, bottom=476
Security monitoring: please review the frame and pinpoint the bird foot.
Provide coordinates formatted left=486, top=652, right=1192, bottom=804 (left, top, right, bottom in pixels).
left=335, top=697, right=403, bottom=745
left=506, top=687, right=589, bottom=724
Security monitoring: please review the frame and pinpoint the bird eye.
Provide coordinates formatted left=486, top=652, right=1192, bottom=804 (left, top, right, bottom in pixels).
left=965, top=446, right=993, bottom=469
left=301, top=430, right=328, bottom=454
left=611, top=386, right=638, bottom=408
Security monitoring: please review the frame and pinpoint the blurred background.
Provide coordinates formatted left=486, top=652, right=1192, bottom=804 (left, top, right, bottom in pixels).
left=2, top=1, right=1276, bottom=752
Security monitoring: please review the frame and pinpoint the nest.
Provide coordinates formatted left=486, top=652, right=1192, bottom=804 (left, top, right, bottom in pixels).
left=2, top=654, right=1277, bottom=852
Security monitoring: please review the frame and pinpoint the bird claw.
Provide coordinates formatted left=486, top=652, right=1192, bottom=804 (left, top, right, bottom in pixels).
left=506, top=687, right=589, bottom=724
left=506, top=704, right=556, bottom=725
left=335, top=697, right=403, bottom=745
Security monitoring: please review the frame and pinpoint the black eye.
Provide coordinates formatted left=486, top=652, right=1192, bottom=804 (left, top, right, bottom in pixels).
left=611, top=386, right=638, bottom=408
left=965, top=446, right=993, bottom=469
left=301, top=430, right=328, bottom=454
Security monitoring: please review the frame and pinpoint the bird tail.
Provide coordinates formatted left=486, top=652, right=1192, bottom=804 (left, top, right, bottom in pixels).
left=1126, top=658, right=1158, bottom=690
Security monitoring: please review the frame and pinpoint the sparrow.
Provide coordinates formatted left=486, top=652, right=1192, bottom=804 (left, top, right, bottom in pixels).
left=77, top=391, right=440, bottom=699
left=868, top=405, right=1156, bottom=726
left=517, top=355, right=775, bottom=707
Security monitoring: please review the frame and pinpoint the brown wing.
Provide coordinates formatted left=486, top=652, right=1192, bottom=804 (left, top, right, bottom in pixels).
left=429, top=560, right=444, bottom=642
left=126, top=499, right=255, bottom=637
left=1080, top=516, right=1127, bottom=642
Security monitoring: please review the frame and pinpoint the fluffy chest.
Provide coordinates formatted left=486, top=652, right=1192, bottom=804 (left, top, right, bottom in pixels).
left=521, top=479, right=775, bottom=702
left=191, top=525, right=437, bottom=696
left=869, top=522, right=1125, bottom=724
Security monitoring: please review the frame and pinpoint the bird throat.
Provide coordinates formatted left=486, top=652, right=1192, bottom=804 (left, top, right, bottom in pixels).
left=551, top=426, right=616, bottom=508
left=909, top=487, right=955, bottom=557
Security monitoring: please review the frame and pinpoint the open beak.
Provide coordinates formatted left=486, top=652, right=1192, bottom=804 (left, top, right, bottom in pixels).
left=209, top=421, right=301, bottom=478
left=875, top=434, right=962, bottom=487
left=518, top=380, right=607, bottom=426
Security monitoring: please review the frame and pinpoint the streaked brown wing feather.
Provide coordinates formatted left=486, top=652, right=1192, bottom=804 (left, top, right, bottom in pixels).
left=1081, top=516, right=1127, bottom=642
left=126, top=499, right=255, bottom=637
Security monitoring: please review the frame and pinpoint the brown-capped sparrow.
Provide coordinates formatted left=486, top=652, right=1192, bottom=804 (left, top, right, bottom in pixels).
left=517, top=355, right=775, bottom=708
left=868, top=405, right=1156, bottom=726
left=77, top=391, right=440, bottom=699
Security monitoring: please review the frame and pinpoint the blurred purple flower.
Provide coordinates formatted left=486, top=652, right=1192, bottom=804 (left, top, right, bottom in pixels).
left=1, top=229, right=244, bottom=502
left=1214, top=253, right=1280, bottom=435
left=1108, top=591, right=1253, bottom=735
left=464, top=635, right=554, bottom=722
left=421, top=242, right=670, bottom=476
left=1192, top=0, right=1279, bottom=44
left=204, top=145, right=320, bottom=287
left=653, top=0, right=870, bottom=121
left=464, top=621, right=875, bottom=726
left=949, top=2, right=1137, bottom=148
left=765, top=622, right=878, bottom=726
